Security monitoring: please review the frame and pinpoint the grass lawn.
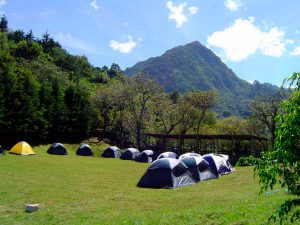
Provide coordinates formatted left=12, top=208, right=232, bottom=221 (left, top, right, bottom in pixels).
left=0, top=143, right=291, bottom=225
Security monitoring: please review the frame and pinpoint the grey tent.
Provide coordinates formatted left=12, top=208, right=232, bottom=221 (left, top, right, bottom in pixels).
left=47, top=143, right=68, bottom=155
left=135, top=150, right=155, bottom=163
left=137, top=158, right=196, bottom=188
left=120, top=148, right=140, bottom=160
left=157, top=151, right=178, bottom=159
left=180, top=156, right=218, bottom=181
left=76, top=144, right=93, bottom=156
left=203, top=153, right=233, bottom=176
left=179, top=152, right=201, bottom=160
left=102, top=146, right=121, bottom=158
left=0, top=145, right=4, bottom=155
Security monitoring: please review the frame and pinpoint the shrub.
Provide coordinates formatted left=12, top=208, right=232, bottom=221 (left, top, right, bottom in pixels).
left=236, top=155, right=259, bottom=166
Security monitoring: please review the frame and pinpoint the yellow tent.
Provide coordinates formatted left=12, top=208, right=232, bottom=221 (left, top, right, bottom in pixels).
left=10, top=141, right=35, bottom=155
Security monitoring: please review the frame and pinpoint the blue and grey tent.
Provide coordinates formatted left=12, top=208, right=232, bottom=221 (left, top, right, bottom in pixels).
left=179, top=152, right=201, bottom=160
left=76, top=144, right=93, bottom=156
left=202, top=153, right=233, bottom=176
left=120, top=148, right=140, bottom=160
left=180, top=156, right=218, bottom=181
left=47, top=143, right=68, bottom=155
left=135, top=150, right=155, bottom=163
left=102, top=146, right=121, bottom=158
left=157, top=151, right=178, bottom=160
left=0, top=145, right=5, bottom=155
left=137, top=158, right=197, bottom=188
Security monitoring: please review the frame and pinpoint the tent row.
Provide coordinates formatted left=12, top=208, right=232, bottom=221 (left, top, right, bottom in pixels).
left=102, top=147, right=214, bottom=166
left=101, top=146, right=159, bottom=162
left=2, top=141, right=94, bottom=156
left=137, top=153, right=235, bottom=188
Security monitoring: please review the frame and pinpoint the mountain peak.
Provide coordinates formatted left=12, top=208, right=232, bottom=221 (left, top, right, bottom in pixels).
left=124, top=42, right=279, bottom=117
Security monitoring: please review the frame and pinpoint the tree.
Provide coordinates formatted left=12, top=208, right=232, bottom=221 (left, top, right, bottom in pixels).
left=256, top=73, right=300, bottom=224
left=152, top=93, right=182, bottom=134
left=183, top=90, right=218, bottom=134
left=7, top=29, right=25, bottom=43
left=177, top=98, right=198, bottom=134
left=38, top=31, right=61, bottom=53
left=0, top=15, right=8, bottom=33
left=25, top=29, right=34, bottom=42
left=250, top=91, right=285, bottom=145
left=64, top=81, right=97, bottom=141
left=108, top=63, right=121, bottom=79
left=125, top=73, right=163, bottom=149
left=14, top=39, right=43, bottom=60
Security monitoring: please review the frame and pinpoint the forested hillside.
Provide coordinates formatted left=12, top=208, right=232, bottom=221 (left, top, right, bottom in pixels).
left=125, top=41, right=279, bottom=117
left=0, top=16, right=124, bottom=145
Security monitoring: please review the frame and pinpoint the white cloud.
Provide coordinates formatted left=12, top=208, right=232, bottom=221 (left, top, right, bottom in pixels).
left=290, top=46, right=300, bottom=56
left=90, top=0, right=99, bottom=11
left=166, top=1, right=198, bottom=28
left=188, top=6, right=198, bottom=15
left=286, top=39, right=294, bottom=44
left=247, top=80, right=254, bottom=84
left=0, top=0, right=6, bottom=7
left=224, top=0, right=242, bottom=11
left=166, top=1, right=187, bottom=28
left=109, top=36, right=138, bottom=54
left=207, top=17, right=286, bottom=61
left=57, top=33, right=97, bottom=53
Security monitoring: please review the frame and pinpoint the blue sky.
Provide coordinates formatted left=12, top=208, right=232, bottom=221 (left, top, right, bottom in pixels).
left=1, top=0, right=299, bottom=86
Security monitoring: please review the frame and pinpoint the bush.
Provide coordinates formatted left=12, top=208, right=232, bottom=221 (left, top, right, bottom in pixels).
left=236, top=155, right=259, bottom=166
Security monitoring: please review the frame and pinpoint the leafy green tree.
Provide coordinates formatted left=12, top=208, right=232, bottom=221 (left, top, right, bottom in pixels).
left=64, top=81, right=97, bottom=141
left=0, top=15, right=8, bottom=33
left=14, top=40, right=43, bottom=60
left=250, top=91, right=285, bottom=144
left=45, top=79, right=67, bottom=140
left=38, top=31, right=61, bottom=53
left=185, top=90, right=218, bottom=134
left=7, top=29, right=25, bottom=43
left=152, top=93, right=181, bottom=134
left=0, top=64, right=44, bottom=143
left=256, top=73, right=300, bottom=224
left=177, top=99, right=198, bottom=134
left=25, top=29, right=34, bottom=42
left=125, top=73, right=163, bottom=148
left=108, top=63, right=121, bottom=78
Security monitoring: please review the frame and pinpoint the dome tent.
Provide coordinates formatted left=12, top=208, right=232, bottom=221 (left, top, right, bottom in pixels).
left=202, top=153, right=233, bottom=176
left=180, top=156, right=218, bottom=182
left=76, top=144, right=93, bottom=156
left=102, top=146, right=121, bottom=158
left=137, top=158, right=196, bottom=188
left=157, top=151, right=178, bottom=160
left=10, top=141, right=35, bottom=155
left=135, top=150, right=156, bottom=163
left=120, top=148, right=140, bottom=160
left=47, top=143, right=68, bottom=155
left=179, top=152, right=201, bottom=160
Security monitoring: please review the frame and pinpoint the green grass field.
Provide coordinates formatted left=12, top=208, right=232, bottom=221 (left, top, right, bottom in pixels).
left=0, top=144, right=290, bottom=225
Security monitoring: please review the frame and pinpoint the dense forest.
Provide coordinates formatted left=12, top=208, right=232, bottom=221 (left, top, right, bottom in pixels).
left=0, top=15, right=281, bottom=148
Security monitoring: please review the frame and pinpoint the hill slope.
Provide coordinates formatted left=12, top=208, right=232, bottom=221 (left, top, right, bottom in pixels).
left=125, top=41, right=279, bottom=117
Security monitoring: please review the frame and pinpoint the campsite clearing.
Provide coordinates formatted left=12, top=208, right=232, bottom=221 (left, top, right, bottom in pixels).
left=0, top=144, right=289, bottom=224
